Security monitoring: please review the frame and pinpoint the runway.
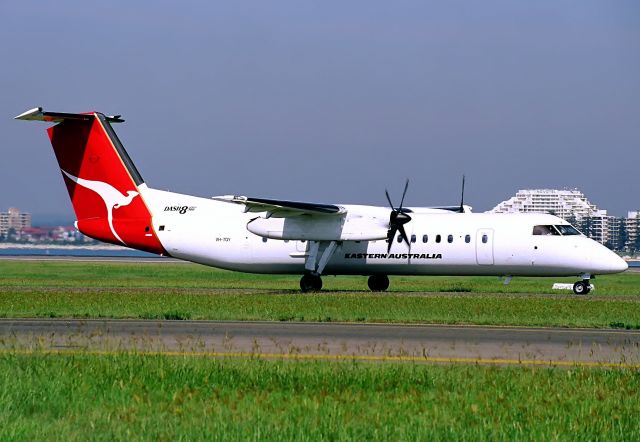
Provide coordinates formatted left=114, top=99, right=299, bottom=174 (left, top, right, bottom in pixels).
left=1, top=319, right=639, bottom=367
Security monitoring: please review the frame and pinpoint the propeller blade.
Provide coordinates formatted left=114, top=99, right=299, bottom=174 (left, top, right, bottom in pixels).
left=398, top=224, right=411, bottom=250
left=459, top=174, right=466, bottom=213
left=385, top=179, right=412, bottom=253
left=399, top=179, right=409, bottom=210
left=385, top=189, right=394, bottom=210
left=386, top=227, right=398, bottom=253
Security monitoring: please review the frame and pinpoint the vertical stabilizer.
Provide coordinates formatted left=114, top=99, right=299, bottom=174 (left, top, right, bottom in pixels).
left=16, top=108, right=166, bottom=254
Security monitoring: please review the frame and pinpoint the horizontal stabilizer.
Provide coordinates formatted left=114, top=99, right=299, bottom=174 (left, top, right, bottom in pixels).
left=15, top=107, right=124, bottom=123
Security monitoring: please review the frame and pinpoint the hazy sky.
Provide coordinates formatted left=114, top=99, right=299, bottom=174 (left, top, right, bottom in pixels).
left=1, top=1, right=639, bottom=222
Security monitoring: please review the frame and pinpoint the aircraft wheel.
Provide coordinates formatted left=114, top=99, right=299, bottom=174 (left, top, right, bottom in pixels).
left=300, top=273, right=322, bottom=292
left=572, top=281, right=590, bottom=295
left=368, top=275, right=390, bottom=292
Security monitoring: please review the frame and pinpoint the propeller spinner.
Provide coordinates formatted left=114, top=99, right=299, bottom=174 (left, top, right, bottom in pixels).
left=385, top=179, right=412, bottom=253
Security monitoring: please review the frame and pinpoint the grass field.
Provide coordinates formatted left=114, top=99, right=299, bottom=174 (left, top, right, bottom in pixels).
left=1, top=261, right=639, bottom=440
left=1, top=261, right=640, bottom=328
left=1, top=352, right=638, bottom=441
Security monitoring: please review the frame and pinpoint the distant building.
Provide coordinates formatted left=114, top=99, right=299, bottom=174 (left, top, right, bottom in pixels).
left=489, top=189, right=601, bottom=219
left=0, top=207, right=32, bottom=238
left=624, top=211, right=640, bottom=252
left=488, top=189, right=611, bottom=244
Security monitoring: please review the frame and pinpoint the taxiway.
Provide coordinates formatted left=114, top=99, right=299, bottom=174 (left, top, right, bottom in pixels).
left=1, top=319, right=638, bottom=367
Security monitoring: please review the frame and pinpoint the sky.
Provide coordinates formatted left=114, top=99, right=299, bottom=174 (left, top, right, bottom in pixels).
left=1, top=1, right=639, bottom=223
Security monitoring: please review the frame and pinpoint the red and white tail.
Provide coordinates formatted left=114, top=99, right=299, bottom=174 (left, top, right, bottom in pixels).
left=15, top=107, right=166, bottom=255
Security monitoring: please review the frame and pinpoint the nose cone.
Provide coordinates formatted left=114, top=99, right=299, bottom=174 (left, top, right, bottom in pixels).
left=609, top=254, right=629, bottom=273
left=595, top=247, right=628, bottom=274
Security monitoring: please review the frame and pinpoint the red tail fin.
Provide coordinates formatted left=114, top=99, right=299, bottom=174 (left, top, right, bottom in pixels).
left=16, top=108, right=166, bottom=255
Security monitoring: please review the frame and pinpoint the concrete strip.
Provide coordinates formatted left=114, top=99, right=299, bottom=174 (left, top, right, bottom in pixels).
left=1, top=319, right=639, bottom=367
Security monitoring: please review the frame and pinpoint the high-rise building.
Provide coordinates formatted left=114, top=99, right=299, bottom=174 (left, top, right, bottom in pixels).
left=0, top=207, right=32, bottom=237
left=489, top=189, right=601, bottom=219
left=625, top=211, right=640, bottom=252
left=488, top=189, right=611, bottom=244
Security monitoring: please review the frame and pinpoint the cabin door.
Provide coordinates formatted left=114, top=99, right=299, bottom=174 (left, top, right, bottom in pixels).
left=475, top=229, right=494, bottom=265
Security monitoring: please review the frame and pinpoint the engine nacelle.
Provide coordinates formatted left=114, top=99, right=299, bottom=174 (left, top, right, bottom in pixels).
left=247, top=215, right=388, bottom=241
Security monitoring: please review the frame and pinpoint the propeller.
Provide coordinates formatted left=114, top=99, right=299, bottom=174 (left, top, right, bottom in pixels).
left=385, top=179, right=412, bottom=253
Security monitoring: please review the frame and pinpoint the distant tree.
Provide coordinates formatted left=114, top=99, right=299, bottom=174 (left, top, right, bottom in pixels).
left=617, top=219, right=629, bottom=252
left=6, top=228, right=16, bottom=242
left=578, top=217, right=594, bottom=239
left=634, top=220, right=640, bottom=255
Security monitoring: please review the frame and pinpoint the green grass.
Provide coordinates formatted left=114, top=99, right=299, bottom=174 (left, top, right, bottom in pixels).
left=1, top=261, right=639, bottom=327
left=1, top=260, right=639, bottom=294
left=0, top=353, right=638, bottom=441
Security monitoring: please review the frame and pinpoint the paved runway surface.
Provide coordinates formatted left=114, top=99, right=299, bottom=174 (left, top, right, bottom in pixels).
left=1, top=319, right=639, bottom=367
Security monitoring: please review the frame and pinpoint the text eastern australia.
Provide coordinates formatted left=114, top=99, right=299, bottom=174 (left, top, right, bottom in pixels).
left=344, top=253, right=442, bottom=259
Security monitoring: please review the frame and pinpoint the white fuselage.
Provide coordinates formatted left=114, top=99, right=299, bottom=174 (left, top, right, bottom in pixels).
left=140, top=186, right=627, bottom=278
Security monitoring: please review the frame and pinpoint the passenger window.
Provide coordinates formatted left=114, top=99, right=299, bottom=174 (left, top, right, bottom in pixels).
left=465, top=234, right=470, bottom=243
left=422, top=234, right=428, bottom=243
left=482, top=234, right=488, bottom=244
left=436, top=235, right=441, bottom=243
left=397, top=235, right=403, bottom=243
left=262, top=237, right=268, bottom=243
left=447, top=234, right=453, bottom=243
left=411, top=234, right=416, bottom=243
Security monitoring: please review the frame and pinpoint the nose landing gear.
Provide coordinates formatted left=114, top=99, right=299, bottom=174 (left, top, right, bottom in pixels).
left=573, top=273, right=592, bottom=295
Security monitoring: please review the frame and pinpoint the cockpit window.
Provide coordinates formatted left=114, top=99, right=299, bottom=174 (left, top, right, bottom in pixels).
left=533, top=225, right=581, bottom=236
left=555, top=225, right=581, bottom=236
left=532, top=225, right=560, bottom=235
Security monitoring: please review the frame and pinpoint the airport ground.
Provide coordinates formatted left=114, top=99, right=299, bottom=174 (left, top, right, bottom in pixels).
left=0, top=259, right=639, bottom=328
left=1, top=259, right=639, bottom=439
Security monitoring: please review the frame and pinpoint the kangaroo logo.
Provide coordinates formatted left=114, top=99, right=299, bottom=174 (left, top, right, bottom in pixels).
left=61, top=170, right=139, bottom=245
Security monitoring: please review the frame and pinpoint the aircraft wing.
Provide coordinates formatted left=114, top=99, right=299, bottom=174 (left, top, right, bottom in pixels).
left=213, top=195, right=346, bottom=218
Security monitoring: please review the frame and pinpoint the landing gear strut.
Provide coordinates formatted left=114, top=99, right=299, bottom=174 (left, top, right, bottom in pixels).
left=300, top=273, right=322, bottom=292
left=368, top=275, right=390, bottom=292
left=299, top=240, right=338, bottom=293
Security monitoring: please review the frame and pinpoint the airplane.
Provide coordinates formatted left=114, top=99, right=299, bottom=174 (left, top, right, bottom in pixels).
left=15, top=107, right=628, bottom=295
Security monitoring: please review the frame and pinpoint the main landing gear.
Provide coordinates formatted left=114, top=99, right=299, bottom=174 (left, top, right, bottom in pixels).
left=367, top=275, right=390, bottom=292
left=300, top=273, right=322, bottom=292
left=573, top=273, right=592, bottom=295
left=300, top=240, right=337, bottom=292
left=299, top=273, right=391, bottom=293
